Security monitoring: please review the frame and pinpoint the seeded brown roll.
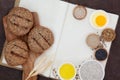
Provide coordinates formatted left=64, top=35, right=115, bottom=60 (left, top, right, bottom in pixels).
left=101, top=28, right=116, bottom=42
left=5, top=39, right=29, bottom=66
left=28, top=26, right=54, bottom=53
left=7, top=7, right=33, bottom=36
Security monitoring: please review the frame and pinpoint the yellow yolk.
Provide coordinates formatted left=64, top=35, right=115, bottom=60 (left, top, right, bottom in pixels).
left=59, top=63, right=75, bottom=80
left=91, top=11, right=108, bottom=28
left=95, top=15, right=107, bottom=27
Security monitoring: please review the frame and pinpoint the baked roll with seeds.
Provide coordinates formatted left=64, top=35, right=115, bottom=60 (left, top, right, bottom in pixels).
left=5, top=39, right=29, bottom=66
left=101, top=28, right=116, bottom=42
left=7, top=7, right=33, bottom=36
left=28, top=26, right=54, bottom=53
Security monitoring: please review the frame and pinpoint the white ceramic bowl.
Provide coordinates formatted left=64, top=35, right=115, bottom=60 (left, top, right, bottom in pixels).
left=58, top=62, right=76, bottom=80
left=79, top=60, right=105, bottom=80
left=90, top=10, right=109, bottom=29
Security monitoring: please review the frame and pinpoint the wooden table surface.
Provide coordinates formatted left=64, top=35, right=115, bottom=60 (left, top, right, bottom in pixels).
left=0, top=0, right=120, bottom=80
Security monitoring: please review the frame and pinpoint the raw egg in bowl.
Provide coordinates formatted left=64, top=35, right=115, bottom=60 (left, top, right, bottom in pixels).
left=90, top=10, right=109, bottom=29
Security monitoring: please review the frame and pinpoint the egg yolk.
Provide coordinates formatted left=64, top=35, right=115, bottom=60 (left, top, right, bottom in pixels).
left=95, top=15, right=107, bottom=27
left=59, top=63, right=75, bottom=80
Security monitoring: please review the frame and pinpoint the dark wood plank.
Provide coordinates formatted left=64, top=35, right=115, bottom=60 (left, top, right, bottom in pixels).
left=0, top=0, right=15, bottom=59
left=0, top=65, right=22, bottom=80
left=0, top=65, right=53, bottom=80
left=63, top=0, right=120, bottom=15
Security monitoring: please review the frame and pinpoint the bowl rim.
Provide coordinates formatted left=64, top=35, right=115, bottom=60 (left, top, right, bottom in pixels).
left=79, top=60, right=105, bottom=80
left=90, top=10, right=109, bottom=29
left=57, top=62, right=76, bottom=80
